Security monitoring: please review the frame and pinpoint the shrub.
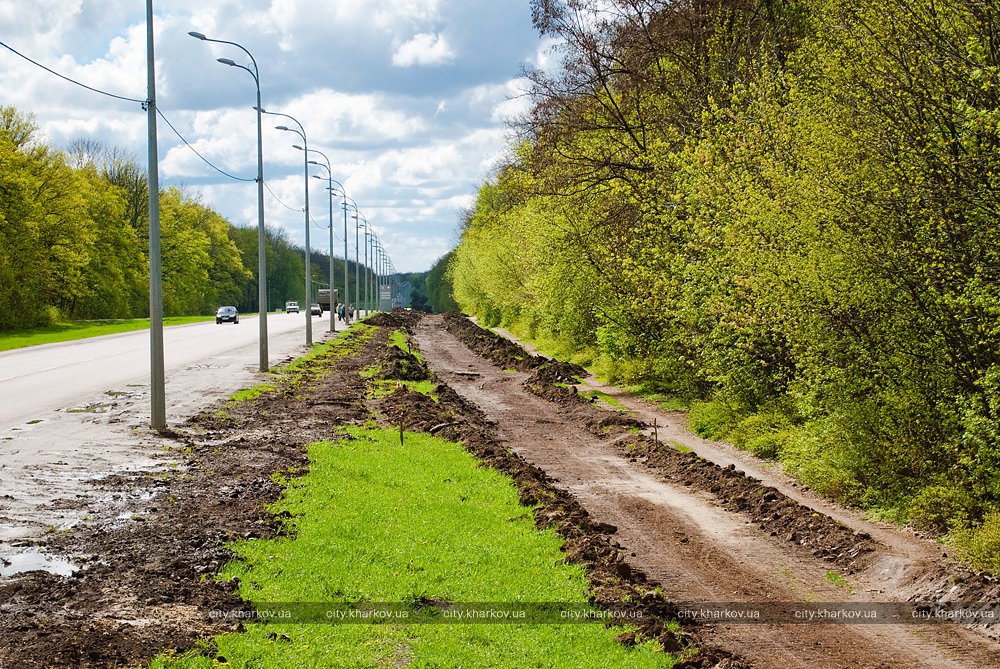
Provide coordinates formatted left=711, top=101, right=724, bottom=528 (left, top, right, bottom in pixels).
left=782, top=420, right=863, bottom=503
left=729, top=412, right=794, bottom=460
left=906, top=484, right=973, bottom=535
left=953, top=512, right=1000, bottom=574
left=689, top=400, right=738, bottom=440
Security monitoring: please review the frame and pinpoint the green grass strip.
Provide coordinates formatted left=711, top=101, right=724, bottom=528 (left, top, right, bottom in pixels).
left=388, top=328, right=424, bottom=363
left=151, top=428, right=672, bottom=668
left=0, top=315, right=221, bottom=352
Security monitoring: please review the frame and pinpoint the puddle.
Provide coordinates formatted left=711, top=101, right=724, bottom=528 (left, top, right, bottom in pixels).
left=0, top=548, right=78, bottom=577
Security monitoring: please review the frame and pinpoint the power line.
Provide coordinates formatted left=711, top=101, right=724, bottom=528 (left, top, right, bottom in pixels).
left=2, top=39, right=254, bottom=184
left=0, top=39, right=146, bottom=105
left=155, top=109, right=254, bottom=183
left=262, top=181, right=302, bottom=212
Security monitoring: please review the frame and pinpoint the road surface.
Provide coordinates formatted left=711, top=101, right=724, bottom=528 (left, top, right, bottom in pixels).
left=0, top=312, right=336, bottom=551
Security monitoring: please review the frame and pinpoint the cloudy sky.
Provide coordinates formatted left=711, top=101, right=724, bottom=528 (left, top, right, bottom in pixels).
left=0, top=0, right=548, bottom=273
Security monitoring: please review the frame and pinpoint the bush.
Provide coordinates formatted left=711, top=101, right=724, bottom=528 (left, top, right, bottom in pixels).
left=782, top=420, right=864, bottom=503
left=689, top=400, right=738, bottom=440
left=953, top=512, right=1000, bottom=574
left=729, top=412, right=794, bottom=460
left=906, top=484, right=973, bottom=535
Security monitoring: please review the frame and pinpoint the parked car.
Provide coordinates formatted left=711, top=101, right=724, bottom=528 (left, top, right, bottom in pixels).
left=285, top=301, right=299, bottom=314
left=310, top=303, right=323, bottom=316
left=216, top=306, right=239, bottom=324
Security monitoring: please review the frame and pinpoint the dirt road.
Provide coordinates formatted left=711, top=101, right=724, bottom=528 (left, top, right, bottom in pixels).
left=414, top=314, right=1000, bottom=668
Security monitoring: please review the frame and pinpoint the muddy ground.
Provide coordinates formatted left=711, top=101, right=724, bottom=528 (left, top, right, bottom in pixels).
left=1, top=311, right=999, bottom=668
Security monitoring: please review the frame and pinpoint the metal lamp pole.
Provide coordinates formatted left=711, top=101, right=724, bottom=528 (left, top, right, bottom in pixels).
left=188, top=31, right=269, bottom=371
left=307, top=150, right=336, bottom=333
left=353, top=212, right=362, bottom=318
left=364, top=223, right=371, bottom=315
left=146, top=0, right=165, bottom=430
left=264, top=111, right=312, bottom=345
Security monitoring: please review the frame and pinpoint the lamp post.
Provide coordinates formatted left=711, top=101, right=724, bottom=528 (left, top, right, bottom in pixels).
left=307, top=149, right=336, bottom=333
left=363, top=223, right=371, bottom=315
left=326, top=183, right=350, bottom=326
left=188, top=31, right=269, bottom=371
left=372, top=235, right=382, bottom=311
left=147, top=0, right=165, bottom=430
left=354, top=211, right=363, bottom=318
left=262, top=110, right=312, bottom=345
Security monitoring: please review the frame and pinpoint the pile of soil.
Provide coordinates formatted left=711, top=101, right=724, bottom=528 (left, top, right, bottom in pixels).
left=440, top=314, right=1000, bottom=612
left=439, top=317, right=880, bottom=573
left=365, top=307, right=422, bottom=330
left=440, top=311, right=545, bottom=372
left=618, top=434, right=877, bottom=572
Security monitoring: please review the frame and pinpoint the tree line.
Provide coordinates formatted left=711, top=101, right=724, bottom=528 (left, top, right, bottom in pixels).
left=0, top=106, right=359, bottom=330
left=445, top=0, right=1000, bottom=568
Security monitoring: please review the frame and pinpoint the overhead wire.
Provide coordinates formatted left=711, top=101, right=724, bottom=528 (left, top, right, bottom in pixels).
left=4, top=39, right=371, bottom=260
left=1, top=39, right=254, bottom=184
left=261, top=181, right=302, bottom=212
left=0, top=40, right=145, bottom=105
left=155, top=109, right=254, bottom=183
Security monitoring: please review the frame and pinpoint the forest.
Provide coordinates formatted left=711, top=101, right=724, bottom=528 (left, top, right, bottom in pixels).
left=446, top=0, right=1000, bottom=568
left=0, top=105, right=358, bottom=330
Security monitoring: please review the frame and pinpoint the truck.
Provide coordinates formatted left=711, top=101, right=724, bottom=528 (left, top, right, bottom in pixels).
left=316, top=288, right=338, bottom=314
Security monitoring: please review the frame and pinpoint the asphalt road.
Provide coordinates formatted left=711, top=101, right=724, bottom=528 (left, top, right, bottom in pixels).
left=0, top=311, right=341, bottom=549
left=0, top=312, right=331, bottom=429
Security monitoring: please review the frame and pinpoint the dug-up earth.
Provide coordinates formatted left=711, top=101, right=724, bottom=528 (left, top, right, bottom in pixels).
left=1, top=311, right=999, bottom=668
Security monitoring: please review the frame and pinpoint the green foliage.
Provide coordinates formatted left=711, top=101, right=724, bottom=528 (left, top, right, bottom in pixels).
left=422, top=250, right=459, bottom=312
left=953, top=512, right=1000, bottom=574
left=0, top=105, right=339, bottom=328
left=447, top=0, right=1000, bottom=561
left=0, top=316, right=213, bottom=352
left=907, top=485, right=974, bottom=535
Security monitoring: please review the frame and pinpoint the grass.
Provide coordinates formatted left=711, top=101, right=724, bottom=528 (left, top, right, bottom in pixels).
left=389, top=328, right=424, bottom=363
left=585, top=389, right=625, bottom=410
left=823, top=571, right=852, bottom=592
left=276, top=323, right=372, bottom=379
left=368, top=379, right=438, bottom=401
left=214, top=323, right=372, bottom=420
left=229, top=383, right=277, bottom=403
left=0, top=315, right=219, bottom=352
left=149, top=428, right=673, bottom=668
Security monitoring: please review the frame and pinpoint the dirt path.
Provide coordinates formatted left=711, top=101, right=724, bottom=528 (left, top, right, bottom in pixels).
left=415, top=314, right=1000, bottom=669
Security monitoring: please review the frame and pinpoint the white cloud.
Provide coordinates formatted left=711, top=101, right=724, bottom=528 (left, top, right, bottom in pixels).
left=391, top=33, right=455, bottom=67
left=0, top=0, right=543, bottom=273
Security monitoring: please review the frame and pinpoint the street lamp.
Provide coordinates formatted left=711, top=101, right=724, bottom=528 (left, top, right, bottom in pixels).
left=307, top=150, right=337, bottom=333
left=339, top=195, right=364, bottom=322
left=353, top=211, right=368, bottom=318
left=262, top=110, right=312, bottom=345
left=325, top=181, right=350, bottom=327
left=189, top=30, right=269, bottom=371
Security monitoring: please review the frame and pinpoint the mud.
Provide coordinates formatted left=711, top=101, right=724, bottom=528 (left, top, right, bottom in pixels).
left=0, top=326, right=374, bottom=668
left=3, top=310, right=999, bottom=668
left=423, top=313, right=1000, bottom=668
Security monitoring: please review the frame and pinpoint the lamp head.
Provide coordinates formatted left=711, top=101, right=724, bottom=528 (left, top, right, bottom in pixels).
left=292, top=144, right=304, bottom=151
left=188, top=31, right=207, bottom=40
left=275, top=125, right=289, bottom=131
left=217, top=57, right=236, bottom=66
